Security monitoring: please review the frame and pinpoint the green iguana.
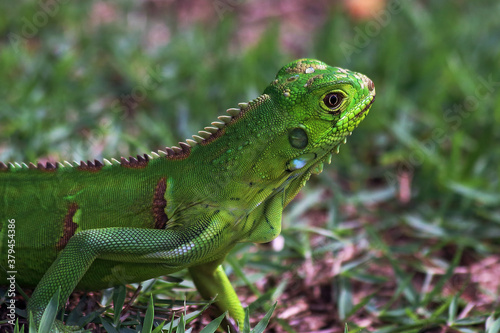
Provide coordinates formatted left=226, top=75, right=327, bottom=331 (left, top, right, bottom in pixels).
left=0, top=58, right=375, bottom=331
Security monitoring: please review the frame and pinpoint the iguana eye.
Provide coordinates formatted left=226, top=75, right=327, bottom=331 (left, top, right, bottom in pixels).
left=323, top=93, right=343, bottom=112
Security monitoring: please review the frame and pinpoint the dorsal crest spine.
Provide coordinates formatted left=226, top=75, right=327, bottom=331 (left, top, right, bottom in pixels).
left=0, top=94, right=271, bottom=170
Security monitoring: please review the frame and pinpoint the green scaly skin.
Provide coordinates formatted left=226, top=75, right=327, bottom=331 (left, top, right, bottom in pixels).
left=0, top=59, right=375, bottom=331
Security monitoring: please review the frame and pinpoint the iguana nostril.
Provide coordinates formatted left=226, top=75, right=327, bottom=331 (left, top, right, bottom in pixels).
left=367, top=79, right=375, bottom=92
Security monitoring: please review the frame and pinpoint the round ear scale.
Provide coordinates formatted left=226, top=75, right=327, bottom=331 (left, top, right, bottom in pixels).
left=288, top=128, right=308, bottom=149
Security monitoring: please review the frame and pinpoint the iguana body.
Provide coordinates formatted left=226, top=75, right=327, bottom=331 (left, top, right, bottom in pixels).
left=0, top=59, right=375, bottom=331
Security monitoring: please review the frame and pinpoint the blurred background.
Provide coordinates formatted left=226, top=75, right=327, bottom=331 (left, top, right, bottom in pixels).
left=1, top=0, right=499, bottom=332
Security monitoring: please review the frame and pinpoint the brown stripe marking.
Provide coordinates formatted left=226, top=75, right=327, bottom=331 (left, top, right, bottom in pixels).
left=153, top=177, right=168, bottom=229
left=56, top=203, right=79, bottom=251
left=0, top=162, right=8, bottom=171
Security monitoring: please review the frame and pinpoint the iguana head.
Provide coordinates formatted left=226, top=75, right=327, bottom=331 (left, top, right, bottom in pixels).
left=169, top=59, right=374, bottom=238
left=251, top=58, right=376, bottom=203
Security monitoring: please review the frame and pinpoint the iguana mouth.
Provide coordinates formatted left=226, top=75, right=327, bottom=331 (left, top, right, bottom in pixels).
left=354, top=95, right=375, bottom=119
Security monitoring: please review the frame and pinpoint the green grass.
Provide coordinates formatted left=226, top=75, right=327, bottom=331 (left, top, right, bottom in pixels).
left=1, top=0, right=499, bottom=332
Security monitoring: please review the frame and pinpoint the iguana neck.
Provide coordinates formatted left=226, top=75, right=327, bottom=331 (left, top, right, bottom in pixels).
left=157, top=94, right=291, bottom=208
left=184, top=94, right=285, bottom=181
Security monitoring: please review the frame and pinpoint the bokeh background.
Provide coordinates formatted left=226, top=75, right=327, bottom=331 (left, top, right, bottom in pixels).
left=1, top=0, right=499, bottom=332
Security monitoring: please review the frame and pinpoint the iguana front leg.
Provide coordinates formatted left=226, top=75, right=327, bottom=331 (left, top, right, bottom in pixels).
left=189, top=258, right=245, bottom=326
left=28, top=219, right=230, bottom=331
left=186, top=189, right=287, bottom=328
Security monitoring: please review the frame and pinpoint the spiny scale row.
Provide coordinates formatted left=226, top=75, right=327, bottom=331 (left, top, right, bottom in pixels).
left=162, top=102, right=246, bottom=156
left=165, top=94, right=269, bottom=153
left=0, top=95, right=271, bottom=171
left=1, top=158, right=118, bottom=170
